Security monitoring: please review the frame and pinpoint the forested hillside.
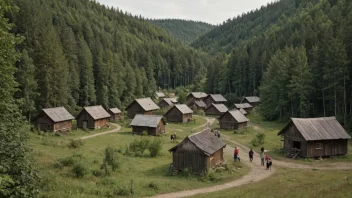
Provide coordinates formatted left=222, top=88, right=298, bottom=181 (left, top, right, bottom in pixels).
left=10, top=0, right=209, bottom=117
left=149, top=19, right=214, bottom=45
left=202, top=0, right=352, bottom=128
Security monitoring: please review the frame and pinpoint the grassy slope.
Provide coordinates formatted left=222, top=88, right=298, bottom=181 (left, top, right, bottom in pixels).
left=31, top=117, right=249, bottom=197
left=191, top=167, right=352, bottom=198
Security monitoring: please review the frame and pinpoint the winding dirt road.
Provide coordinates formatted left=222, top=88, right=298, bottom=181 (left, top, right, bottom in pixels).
left=77, top=123, right=121, bottom=140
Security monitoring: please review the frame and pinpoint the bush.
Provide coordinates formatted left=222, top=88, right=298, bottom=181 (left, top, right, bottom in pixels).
left=97, top=177, right=117, bottom=187
left=101, top=146, right=120, bottom=175
left=251, top=133, right=265, bottom=146
left=92, top=169, right=104, bottom=177
left=146, top=182, right=159, bottom=191
left=72, top=162, right=88, bottom=178
left=56, top=154, right=83, bottom=167
left=148, top=139, right=163, bottom=157
left=68, top=139, right=84, bottom=149
left=127, top=139, right=150, bottom=156
left=141, top=131, right=149, bottom=136
left=115, top=186, right=130, bottom=196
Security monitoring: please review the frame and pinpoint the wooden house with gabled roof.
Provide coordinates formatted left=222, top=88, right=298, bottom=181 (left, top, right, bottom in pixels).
left=130, top=115, right=165, bottom=136
left=164, top=104, right=193, bottom=123
left=126, top=98, right=160, bottom=119
left=108, top=108, right=122, bottom=122
left=169, top=128, right=226, bottom=173
left=186, top=92, right=207, bottom=104
left=233, top=103, right=253, bottom=113
left=204, top=94, right=227, bottom=108
left=219, top=110, right=249, bottom=130
left=155, top=91, right=166, bottom=99
left=32, top=107, right=74, bottom=132
left=205, top=104, right=228, bottom=116
left=76, top=106, right=111, bottom=129
left=278, top=117, right=351, bottom=158
left=188, top=100, right=207, bottom=111
left=158, top=98, right=178, bottom=108
left=244, top=96, right=260, bottom=107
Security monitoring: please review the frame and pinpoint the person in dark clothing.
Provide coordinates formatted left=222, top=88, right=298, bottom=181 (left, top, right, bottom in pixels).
left=261, top=147, right=264, bottom=153
left=249, top=149, right=254, bottom=162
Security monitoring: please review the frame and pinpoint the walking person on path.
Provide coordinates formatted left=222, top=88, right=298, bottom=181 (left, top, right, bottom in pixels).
left=234, top=147, right=240, bottom=162
left=249, top=148, right=254, bottom=162
left=260, top=150, right=265, bottom=166
left=267, top=157, right=272, bottom=171
left=265, top=154, right=270, bottom=170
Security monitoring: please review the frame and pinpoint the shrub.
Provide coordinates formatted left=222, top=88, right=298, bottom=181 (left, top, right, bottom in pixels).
left=92, top=169, right=104, bottom=177
left=141, top=131, right=149, bottom=136
left=128, top=139, right=150, bottom=156
left=148, top=139, right=163, bottom=157
left=251, top=133, right=265, bottom=146
left=68, top=139, right=84, bottom=149
left=146, top=182, right=159, bottom=191
left=57, top=154, right=83, bottom=167
left=72, top=162, right=88, bottom=178
left=97, top=177, right=117, bottom=187
left=180, top=167, right=192, bottom=178
left=115, top=186, right=130, bottom=196
left=101, top=146, right=120, bottom=175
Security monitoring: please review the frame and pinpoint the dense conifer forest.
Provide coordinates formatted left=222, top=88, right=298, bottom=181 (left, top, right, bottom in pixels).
left=149, top=19, right=214, bottom=45
left=9, top=0, right=210, bottom=117
left=196, top=0, right=352, bottom=128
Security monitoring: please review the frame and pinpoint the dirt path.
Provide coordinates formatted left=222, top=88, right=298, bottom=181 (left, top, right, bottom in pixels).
left=149, top=117, right=275, bottom=198
left=77, top=123, right=121, bottom=140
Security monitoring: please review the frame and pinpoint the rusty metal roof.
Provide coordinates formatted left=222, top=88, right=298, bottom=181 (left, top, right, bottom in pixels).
left=169, top=128, right=226, bottom=156
left=130, top=114, right=164, bottom=128
left=175, top=104, right=193, bottom=114
left=109, top=108, right=121, bottom=114
left=278, top=117, right=351, bottom=141
left=83, top=106, right=111, bottom=120
left=206, top=104, right=228, bottom=113
left=189, top=92, right=208, bottom=99
left=134, top=98, right=160, bottom=111
left=207, top=94, right=227, bottom=102
left=234, top=103, right=253, bottom=109
left=245, top=96, right=260, bottom=103
left=42, top=107, right=74, bottom=122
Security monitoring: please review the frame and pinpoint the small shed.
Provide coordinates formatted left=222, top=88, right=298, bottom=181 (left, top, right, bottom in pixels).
left=130, top=115, right=165, bottom=136
left=233, top=103, right=253, bottom=113
left=126, top=98, right=160, bottom=119
left=186, top=92, right=207, bottom=104
left=159, top=98, right=178, bottom=108
left=219, top=110, right=249, bottom=130
left=32, top=107, right=74, bottom=132
left=164, top=104, right=193, bottom=123
left=76, top=106, right=111, bottom=129
left=205, top=104, right=228, bottom=116
left=244, top=96, right=260, bottom=107
left=188, top=100, right=207, bottom=111
left=278, top=117, right=351, bottom=158
left=155, top=92, right=166, bottom=99
left=108, top=108, right=122, bottom=122
left=204, top=94, right=227, bottom=108
left=169, top=128, right=226, bottom=173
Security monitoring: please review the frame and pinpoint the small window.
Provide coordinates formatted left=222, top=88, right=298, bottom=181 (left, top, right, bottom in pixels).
left=316, top=143, right=323, bottom=149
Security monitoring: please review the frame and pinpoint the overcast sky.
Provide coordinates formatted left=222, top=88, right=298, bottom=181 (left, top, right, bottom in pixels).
left=97, top=0, right=275, bottom=25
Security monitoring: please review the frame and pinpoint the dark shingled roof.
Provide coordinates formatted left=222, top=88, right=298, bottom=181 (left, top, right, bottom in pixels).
left=220, top=110, right=249, bottom=123
left=194, top=100, right=206, bottom=108
left=109, top=108, right=121, bottom=114
left=206, top=104, right=228, bottom=113
left=189, top=92, right=208, bottom=99
left=245, top=96, right=260, bottom=103
left=207, top=94, right=227, bottom=102
left=278, top=117, right=351, bottom=141
left=169, top=128, right=226, bottom=156
left=127, top=98, right=160, bottom=111
left=130, top=115, right=164, bottom=128
left=234, top=103, right=253, bottom=109
left=41, top=107, right=74, bottom=122
left=82, top=106, right=111, bottom=120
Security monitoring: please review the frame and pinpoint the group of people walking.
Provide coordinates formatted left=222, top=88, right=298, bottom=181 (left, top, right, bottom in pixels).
left=234, top=146, right=272, bottom=170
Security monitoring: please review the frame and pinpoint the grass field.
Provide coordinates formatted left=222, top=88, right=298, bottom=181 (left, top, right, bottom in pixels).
left=191, top=167, right=352, bottom=198
left=212, top=112, right=352, bottom=164
left=30, top=116, right=249, bottom=197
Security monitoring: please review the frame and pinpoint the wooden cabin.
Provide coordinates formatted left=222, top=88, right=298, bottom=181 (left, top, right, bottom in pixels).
left=32, top=107, right=74, bottom=132
left=239, top=108, right=248, bottom=116
left=126, top=98, right=160, bottom=119
left=188, top=100, right=207, bottom=111
left=278, top=117, right=351, bottom=158
left=159, top=98, right=178, bottom=108
left=164, top=104, right=193, bottom=123
left=233, top=103, right=253, bottom=113
left=130, top=115, right=165, bottom=136
left=76, top=106, right=111, bottom=129
left=186, top=92, right=207, bottom=104
left=155, top=92, right=166, bottom=99
left=244, top=96, right=260, bottom=107
left=204, top=94, right=227, bottom=108
left=108, top=108, right=122, bottom=122
left=169, top=128, right=226, bottom=173
left=219, top=110, right=249, bottom=130
left=205, top=104, right=228, bottom=116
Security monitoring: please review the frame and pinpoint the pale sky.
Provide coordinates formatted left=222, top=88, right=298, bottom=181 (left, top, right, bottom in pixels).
left=97, top=0, right=275, bottom=25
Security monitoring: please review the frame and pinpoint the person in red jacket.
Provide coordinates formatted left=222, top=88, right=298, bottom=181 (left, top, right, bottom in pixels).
left=234, top=147, right=240, bottom=162
left=265, top=154, right=270, bottom=169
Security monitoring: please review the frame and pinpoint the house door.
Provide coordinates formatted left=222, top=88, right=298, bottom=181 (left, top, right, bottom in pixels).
left=293, top=141, right=301, bottom=149
left=83, top=121, right=88, bottom=129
